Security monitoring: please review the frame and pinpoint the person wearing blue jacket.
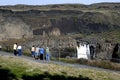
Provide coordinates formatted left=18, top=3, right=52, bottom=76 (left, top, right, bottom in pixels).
left=39, top=47, right=44, bottom=60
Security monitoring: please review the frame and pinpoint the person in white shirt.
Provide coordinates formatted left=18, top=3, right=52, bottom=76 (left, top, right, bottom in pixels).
left=34, top=46, right=40, bottom=60
left=31, top=45, right=35, bottom=57
left=0, top=45, right=2, bottom=50
left=17, top=45, right=22, bottom=56
left=13, top=43, right=17, bottom=56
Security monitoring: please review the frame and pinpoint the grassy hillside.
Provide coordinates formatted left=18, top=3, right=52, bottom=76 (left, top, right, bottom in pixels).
left=0, top=55, right=120, bottom=80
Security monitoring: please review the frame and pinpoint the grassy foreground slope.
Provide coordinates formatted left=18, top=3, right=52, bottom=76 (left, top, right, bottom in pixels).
left=0, top=55, right=120, bottom=80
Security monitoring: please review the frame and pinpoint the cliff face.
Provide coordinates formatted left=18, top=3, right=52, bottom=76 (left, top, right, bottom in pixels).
left=0, top=3, right=120, bottom=60
left=0, top=10, right=120, bottom=37
left=0, top=14, right=33, bottom=40
left=0, top=3, right=120, bottom=40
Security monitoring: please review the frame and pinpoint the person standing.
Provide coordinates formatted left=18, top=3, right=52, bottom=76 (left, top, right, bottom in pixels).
left=17, top=45, right=22, bottom=56
left=39, top=47, right=44, bottom=60
left=46, top=47, right=50, bottom=61
left=13, top=43, right=17, bottom=56
left=34, top=46, right=40, bottom=60
left=0, top=45, right=2, bottom=51
left=31, top=45, right=35, bottom=57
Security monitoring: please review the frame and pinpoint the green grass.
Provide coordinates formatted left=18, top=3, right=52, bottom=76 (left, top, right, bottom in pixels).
left=0, top=55, right=120, bottom=80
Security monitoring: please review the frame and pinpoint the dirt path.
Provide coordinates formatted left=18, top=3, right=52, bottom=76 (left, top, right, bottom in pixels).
left=0, top=51, right=120, bottom=73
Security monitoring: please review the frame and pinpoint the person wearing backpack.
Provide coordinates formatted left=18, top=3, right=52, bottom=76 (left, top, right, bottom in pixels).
left=46, top=47, right=50, bottom=61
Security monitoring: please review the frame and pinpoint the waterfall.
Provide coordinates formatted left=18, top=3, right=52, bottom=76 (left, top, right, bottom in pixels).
left=76, top=43, right=90, bottom=59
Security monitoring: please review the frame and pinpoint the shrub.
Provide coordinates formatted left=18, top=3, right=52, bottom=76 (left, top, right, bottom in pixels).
left=2, top=46, right=13, bottom=53
left=23, top=49, right=31, bottom=56
left=77, top=58, right=88, bottom=64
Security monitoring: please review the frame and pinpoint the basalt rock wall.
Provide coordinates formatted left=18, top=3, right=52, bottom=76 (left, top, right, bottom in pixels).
left=0, top=6, right=120, bottom=39
left=0, top=14, right=33, bottom=41
left=21, top=37, right=120, bottom=60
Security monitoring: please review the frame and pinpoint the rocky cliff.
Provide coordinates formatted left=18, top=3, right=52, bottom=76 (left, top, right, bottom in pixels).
left=0, top=11, right=33, bottom=40
left=0, top=3, right=120, bottom=60
left=0, top=3, right=120, bottom=39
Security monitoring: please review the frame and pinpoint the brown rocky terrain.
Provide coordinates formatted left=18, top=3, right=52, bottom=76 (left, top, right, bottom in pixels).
left=0, top=3, right=120, bottom=60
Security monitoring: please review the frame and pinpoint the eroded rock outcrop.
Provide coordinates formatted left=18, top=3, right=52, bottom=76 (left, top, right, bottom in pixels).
left=0, top=16, right=33, bottom=40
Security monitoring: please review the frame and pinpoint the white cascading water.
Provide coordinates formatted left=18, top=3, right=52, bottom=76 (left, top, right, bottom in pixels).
left=76, top=43, right=90, bottom=59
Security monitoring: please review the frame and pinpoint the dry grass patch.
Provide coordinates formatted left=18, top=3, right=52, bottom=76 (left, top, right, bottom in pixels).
left=0, top=55, right=120, bottom=80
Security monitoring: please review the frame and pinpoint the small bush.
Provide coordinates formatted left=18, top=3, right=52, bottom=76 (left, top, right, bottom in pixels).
left=2, top=46, right=13, bottom=53
left=23, top=49, right=31, bottom=56
left=77, top=58, right=88, bottom=64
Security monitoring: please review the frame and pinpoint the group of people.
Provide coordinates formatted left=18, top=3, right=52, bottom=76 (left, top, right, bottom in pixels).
left=13, top=43, right=22, bottom=56
left=13, top=43, right=50, bottom=61
left=31, top=45, right=50, bottom=61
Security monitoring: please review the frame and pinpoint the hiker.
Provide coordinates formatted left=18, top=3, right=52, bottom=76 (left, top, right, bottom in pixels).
left=39, top=47, right=44, bottom=60
left=46, top=47, right=50, bottom=61
left=0, top=45, right=2, bottom=51
left=17, top=45, right=22, bottom=56
left=13, top=43, right=18, bottom=56
left=31, top=45, right=35, bottom=57
left=34, top=46, right=40, bottom=60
